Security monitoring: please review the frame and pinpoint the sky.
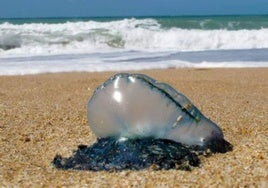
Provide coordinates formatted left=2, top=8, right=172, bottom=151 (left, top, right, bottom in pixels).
left=0, top=0, right=268, bottom=18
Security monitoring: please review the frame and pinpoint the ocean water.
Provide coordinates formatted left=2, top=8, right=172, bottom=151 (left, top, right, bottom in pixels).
left=0, top=15, right=268, bottom=75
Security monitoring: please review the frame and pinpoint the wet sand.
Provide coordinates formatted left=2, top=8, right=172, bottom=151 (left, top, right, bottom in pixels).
left=0, top=68, right=267, bottom=187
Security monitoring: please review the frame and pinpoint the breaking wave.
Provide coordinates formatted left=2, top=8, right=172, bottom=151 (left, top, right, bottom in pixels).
left=1, top=18, right=268, bottom=57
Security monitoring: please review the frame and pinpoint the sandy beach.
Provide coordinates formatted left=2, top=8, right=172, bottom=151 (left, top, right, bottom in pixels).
left=0, top=68, right=267, bottom=187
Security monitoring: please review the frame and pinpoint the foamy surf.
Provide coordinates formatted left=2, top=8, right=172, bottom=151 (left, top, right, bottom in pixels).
left=0, top=17, right=268, bottom=75
left=1, top=49, right=267, bottom=75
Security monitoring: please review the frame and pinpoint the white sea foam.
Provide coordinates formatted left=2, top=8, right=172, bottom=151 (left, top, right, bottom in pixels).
left=0, top=18, right=268, bottom=75
left=1, top=19, right=268, bottom=57
left=1, top=59, right=266, bottom=76
left=0, top=50, right=267, bottom=75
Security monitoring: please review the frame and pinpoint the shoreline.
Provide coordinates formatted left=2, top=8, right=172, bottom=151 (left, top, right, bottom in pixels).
left=1, top=66, right=267, bottom=77
left=1, top=68, right=267, bottom=187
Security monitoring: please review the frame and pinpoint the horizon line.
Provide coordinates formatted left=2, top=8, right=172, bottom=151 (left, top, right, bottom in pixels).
left=1, top=13, right=268, bottom=20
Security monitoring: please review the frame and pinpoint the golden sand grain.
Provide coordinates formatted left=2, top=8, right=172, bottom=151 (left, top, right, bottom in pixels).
left=0, top=68, right=267, bottom=187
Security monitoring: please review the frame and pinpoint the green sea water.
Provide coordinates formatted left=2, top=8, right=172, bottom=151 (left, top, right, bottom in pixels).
left=1, top=15, right=268, bottom=30
left=1, top=14, right=268, bottom=75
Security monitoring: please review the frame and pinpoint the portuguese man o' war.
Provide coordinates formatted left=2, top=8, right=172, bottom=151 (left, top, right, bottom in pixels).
left=53, top=73, right=232, bottom=171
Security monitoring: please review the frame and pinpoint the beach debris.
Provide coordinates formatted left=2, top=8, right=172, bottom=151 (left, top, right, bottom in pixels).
left=53, top=73, right=232, bottom=171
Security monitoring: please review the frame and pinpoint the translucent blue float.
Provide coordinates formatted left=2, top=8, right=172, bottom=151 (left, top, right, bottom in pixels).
left=53, top=73, right=232, bottom=171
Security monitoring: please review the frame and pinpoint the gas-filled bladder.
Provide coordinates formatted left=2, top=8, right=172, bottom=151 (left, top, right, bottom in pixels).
left=53, top=73, right=232, bottom=171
